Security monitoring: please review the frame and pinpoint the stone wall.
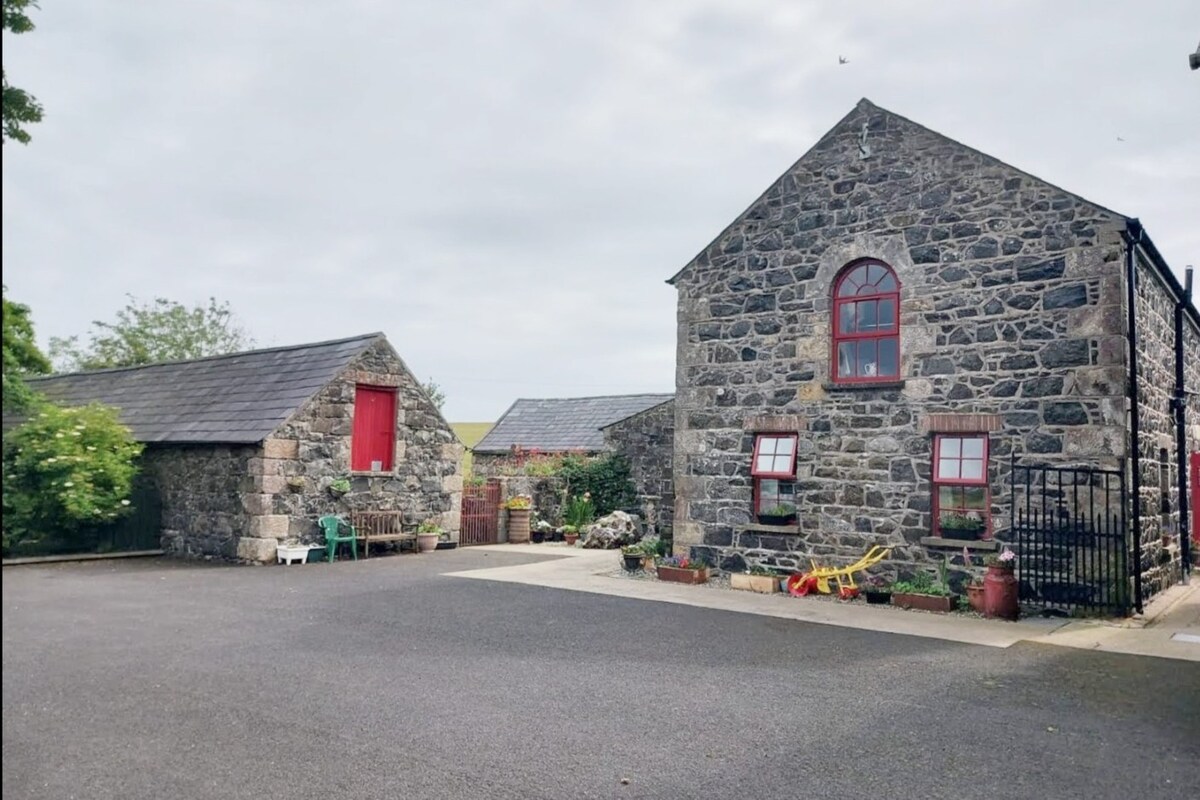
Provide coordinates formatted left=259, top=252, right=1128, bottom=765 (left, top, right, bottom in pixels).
left=239, top=338, right=463, bottom=560
left=671, top=99, right=1135, bottom=587
left=603, top=400, right=675, bottom=537
left=1131, top=252, right=1199, bottom=596
left=143, top=443, right=258, bottom=559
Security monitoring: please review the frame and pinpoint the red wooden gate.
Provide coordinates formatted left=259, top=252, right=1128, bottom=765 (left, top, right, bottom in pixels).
left=460, top=480, right=501, bottom=546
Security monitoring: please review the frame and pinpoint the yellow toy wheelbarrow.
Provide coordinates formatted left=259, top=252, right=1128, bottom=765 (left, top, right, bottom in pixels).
left=787, top=545, right=890, bottom=598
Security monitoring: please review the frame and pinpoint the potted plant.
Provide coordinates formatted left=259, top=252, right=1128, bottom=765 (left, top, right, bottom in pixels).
left=983, top=547, right=1019, bottom=620
left=416, top=520, right=442, bottom=553
left=890, top=568, right=954, bottom=613
left=757, top=503, right=797, bottom=526
left=655, top=555, right=709, bottom=585
left=965, top=579, right=985, bottom=613
left=532, top=518, right=552, bottom=544
left=730, top=564, right=779, bottom=594
left=328, top=477, right=351, bottom=498
left=562, top=524, right=579, bottom=546
left=939, top=512, right=986, bottom=541
left=503, top=495, right=532, bottom=543
left=861, top=575, right=893, bottom=605
left=620, top=544, right=643, bottom=571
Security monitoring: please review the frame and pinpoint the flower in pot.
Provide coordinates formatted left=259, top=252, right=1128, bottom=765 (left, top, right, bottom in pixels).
left=562, top=524, right=580, bottom=546
left=416, top=520, right=442, bottom=553
left=620, top=543, right=644, bottom=572
left=861, top=575, right=893, bottom=605
left=532, top=518, right=552, bottom=544
left=940, top=512, right=986, bottom=541
left=655, top=554, right=709, bottom=585
left=758, top=503, right=797, bottom=526
left=981, top=547, right=1019, bottom=621
left=889, top=568, right=954, bottom=612
left=503, top=495, right=533, bottom=544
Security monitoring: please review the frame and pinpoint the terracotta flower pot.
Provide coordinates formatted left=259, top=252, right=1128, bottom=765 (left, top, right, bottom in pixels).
left=416, top=533, right=439, bottom=553
left=891, top=592, right=954, bottom=613
left=564, top=533, right=579, bottom=546
left=966, top=583, right=986, bottom=613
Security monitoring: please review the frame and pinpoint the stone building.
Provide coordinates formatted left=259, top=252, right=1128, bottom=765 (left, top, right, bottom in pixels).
left=28, top=333, right=463, bottom=562
left=669, top=98, right=1197, bottom=611
left=602, top=399, right=676, bottom=537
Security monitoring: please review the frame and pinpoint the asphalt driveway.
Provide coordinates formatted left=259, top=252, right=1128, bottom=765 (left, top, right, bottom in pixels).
left=3, top=550, right=1198, bottom=799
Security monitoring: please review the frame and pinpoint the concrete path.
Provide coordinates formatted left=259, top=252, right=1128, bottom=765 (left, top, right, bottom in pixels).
left=448, top=544, right=1200, bottom=661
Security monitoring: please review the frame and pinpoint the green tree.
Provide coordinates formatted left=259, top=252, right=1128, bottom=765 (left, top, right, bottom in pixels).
left=49, top=295, right=254, bottom=371
left=2, top=0, right=43, bottom=145
left=2, top=401, right=143, bottom=553
left=423, top=378, right=446, bottom=410
left=2, top=284, right=51, bottom=411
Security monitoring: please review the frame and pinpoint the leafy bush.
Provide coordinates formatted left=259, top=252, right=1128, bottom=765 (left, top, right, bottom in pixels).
left=563, top=493, right=595, bottom=528
left=557, top=454, right=636, bottom=517
left=3, top=402, right=143, bottom=552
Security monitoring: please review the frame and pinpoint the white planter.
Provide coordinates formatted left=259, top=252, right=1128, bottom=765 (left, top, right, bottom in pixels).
left=277, top=544, right=321, bottom=565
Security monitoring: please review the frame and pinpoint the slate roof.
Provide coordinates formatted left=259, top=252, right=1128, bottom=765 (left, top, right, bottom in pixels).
left=21, top=333, right=384, bottom=444
left=473, top=394, right=674, bottom=454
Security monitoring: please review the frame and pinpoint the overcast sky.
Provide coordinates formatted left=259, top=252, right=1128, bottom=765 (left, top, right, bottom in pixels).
left=3, top=1, right=1197, bottom=421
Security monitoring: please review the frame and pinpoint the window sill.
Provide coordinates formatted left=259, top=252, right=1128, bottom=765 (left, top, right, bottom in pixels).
left=350, top=470, right=396, bottom=478
left=822, top=380, right=906, bottom=392
left=742, top=523, right=801, bottom=534
left=920, top=537, right=998, bottom=551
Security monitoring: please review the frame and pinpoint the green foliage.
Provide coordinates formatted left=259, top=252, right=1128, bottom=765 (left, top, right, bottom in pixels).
left=2, top=401, right=143, bottom=551
left=328, top=477, right=351, bottom=495
left=761, top=504, right=796, bottom=517
left=49, top=295, right=254, bottom=371
left=746, top=564, right=776, bottom=576
left=417, top=519, right=443, bottom=534
left=891, top=571, right=950, bottom=597
left=557, top=453, right=636, bottom=517
left=422, top=378, right=445, bottom=411
left=2, top=285, right=50, bottom=411
left=563, top=493, right=595, bottom=528
left=2, top=0, right=43, bottom=145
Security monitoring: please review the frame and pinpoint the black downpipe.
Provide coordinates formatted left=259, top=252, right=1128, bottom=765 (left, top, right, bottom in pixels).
left=1124, top=221, right=1144, bottom=614
left=1176, top=267, right=1194, bottom=574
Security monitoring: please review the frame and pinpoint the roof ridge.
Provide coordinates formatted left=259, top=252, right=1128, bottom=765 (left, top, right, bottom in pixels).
left=32, top=332, right=385, bottom=380
left=512, top=392, right=674, bottom=403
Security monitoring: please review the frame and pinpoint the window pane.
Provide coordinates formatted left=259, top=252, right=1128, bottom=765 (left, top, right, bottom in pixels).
left=839, top=302, right=856, bottom=333
left=878, top=338, right=898, bottom=377
left=758, top=437, right=778, bottom=456
left=939, top=437, right=962, bottom=459
left=857, top=301, right=878, bottom=332
left=838, top=342, right=856, bottom=377
left=960, top=459, right=984, bottom=481
left=876, top=273, right=897, bottom=292
left=775, top=437, right=794, bottom=456
left=771, top=455, right=793, bottom=474
left=878, top=299, right=896, bottom=328
left=755, top=454, right=774, bottom=473
left=961, top=438, right=985, bottom=459
left=964, top=487, right=987, bottom=509
left=938, top=486, right=960, bottom=508
left=779, top=481, right=795, bottom=500
left=867, top=264, right=884, bottom=285
left=857, top=339, right=877, bottom=377
left=857, top=283, right=878, bottom=296
left=936, top=458, right=961, bottom=481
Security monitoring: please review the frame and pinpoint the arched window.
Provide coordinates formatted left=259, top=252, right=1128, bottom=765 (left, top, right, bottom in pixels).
left=832, top=260, right=900, bottom=383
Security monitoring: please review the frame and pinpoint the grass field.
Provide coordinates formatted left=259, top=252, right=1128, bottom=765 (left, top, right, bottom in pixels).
left=451, top=422, right=494, bottom=476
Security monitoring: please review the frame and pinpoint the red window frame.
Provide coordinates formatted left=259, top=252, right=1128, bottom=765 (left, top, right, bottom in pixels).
left=351, top=385, right=397, bottom=472
left=931, top=434, right=991, bottom=539
left=831, top=260, right=901, bottom=384
left=751, top=434, right=798, bottom=519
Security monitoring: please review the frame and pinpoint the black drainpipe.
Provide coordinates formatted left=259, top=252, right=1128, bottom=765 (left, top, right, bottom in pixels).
left=1123, top=220, right=1144, bottom=614
left=1175, top=267, right=1194, bottom=575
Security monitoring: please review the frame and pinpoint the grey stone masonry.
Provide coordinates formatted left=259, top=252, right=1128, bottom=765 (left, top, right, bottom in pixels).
left=264, top=338, right=463, bottom=554
left=145, top=444, right=257, bottom=559
left=603, top=400, right=676, bottom=538
left=670, top=98, right=1192, bottom=595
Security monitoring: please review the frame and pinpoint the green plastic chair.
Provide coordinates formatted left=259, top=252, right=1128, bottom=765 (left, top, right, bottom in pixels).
left=318, top=515, right=358, bottom=562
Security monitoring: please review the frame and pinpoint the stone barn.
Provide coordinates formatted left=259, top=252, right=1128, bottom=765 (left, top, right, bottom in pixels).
left=669, top=98, right=1198, bottom=613
left=27, top=333, right=463, bottom=562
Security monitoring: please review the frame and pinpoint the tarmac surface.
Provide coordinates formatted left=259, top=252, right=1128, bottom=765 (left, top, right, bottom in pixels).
left=4, top=548, right=1198, bottom=799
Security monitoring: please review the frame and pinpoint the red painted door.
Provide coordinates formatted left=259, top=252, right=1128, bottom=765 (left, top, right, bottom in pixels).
left=351, top=386, right=396, bottom=471
left=1191, top=453, right=1199, bottom=544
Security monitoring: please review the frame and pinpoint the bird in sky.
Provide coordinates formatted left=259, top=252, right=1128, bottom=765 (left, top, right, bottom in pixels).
left=1116, top=136, right=1125, bottom=142
left=838, top=56, right=849, bottom=65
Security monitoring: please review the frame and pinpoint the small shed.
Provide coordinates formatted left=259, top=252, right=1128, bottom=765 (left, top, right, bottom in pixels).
left=25, top=333, right=462, bottom=562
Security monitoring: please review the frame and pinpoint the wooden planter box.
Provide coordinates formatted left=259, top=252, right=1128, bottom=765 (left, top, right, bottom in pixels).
left=657, top=566, right=709, bottom=585
left=892, top=592, right=955, bottom=613
left=730, top=573, right=779, bottom=594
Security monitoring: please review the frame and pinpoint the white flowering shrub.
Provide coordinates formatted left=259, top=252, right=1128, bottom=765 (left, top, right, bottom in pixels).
left=2, top=402, right=143, bottom=552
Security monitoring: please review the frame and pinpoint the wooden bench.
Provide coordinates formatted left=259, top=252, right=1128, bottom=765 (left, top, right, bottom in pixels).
left=350, top=512, right=415, bottom=558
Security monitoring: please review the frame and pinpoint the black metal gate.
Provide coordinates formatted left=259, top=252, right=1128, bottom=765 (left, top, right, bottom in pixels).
left=1010, top=457, right=1130, bottom=616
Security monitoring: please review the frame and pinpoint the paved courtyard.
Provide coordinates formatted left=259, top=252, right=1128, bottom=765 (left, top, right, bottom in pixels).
left=3, top=549, right=1199, bottom=799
